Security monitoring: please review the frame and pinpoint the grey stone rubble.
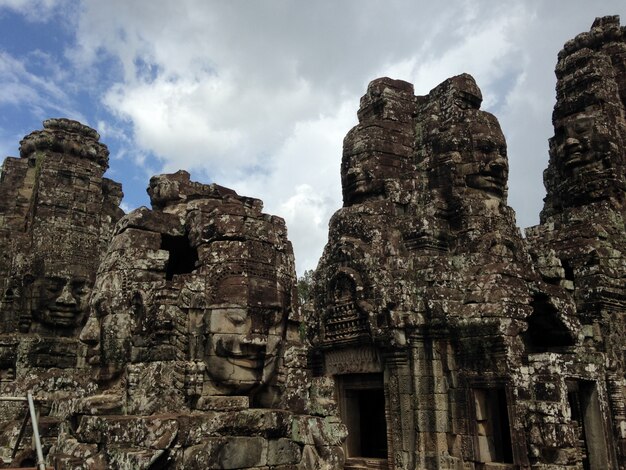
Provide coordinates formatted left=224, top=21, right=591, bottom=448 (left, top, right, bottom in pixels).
left=0, top=15, right=624, bottom=470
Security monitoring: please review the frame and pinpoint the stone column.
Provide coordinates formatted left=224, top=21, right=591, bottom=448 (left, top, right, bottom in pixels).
left=383, top=348, right=415, bottom=470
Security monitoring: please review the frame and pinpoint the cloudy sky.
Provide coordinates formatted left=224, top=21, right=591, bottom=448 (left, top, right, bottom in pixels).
left=0, top=1, right=625, bottom=276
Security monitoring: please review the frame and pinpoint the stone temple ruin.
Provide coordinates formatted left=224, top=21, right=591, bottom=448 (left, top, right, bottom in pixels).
left=0, top=15, right=624, bottom=470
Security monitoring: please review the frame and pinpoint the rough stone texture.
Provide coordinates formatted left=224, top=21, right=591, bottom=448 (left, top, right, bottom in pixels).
left=78, top=170, right=305, bottom=410
left=311, top=16, right=625, bottom=470
left=1, top=15, right=625, bottom=470
left=0, top=118, right=122, bottom=337
left=0, top=133, right=344, bottom=468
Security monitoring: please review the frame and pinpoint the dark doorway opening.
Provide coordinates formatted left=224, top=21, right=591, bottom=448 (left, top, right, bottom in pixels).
left=356, top=388, right=387, bottom=458
left=566, top=380, right=611, bottom=470
left=524, top=293, right=576, bottom=352
left=474, top=387, right=513, bottom=463
left=338, top=374, right=388, bottom=464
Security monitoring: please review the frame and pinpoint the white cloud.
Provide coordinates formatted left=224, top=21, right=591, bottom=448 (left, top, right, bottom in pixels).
left=0, top=0, right=67, bottom=20
left=279, top=184, right=337, bottom=274
left=102, top=73, right=327, bottom=181
left=0, top=50, right=84, bottom=121
left=231, top=100, right=355, bottom=274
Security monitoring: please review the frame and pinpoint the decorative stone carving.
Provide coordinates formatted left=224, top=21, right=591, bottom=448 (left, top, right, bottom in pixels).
left=311, top=17, right=625, bottom=470
left=525, top=15, right=626, bottom=464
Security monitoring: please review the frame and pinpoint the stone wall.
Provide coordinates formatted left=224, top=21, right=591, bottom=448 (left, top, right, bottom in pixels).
left=0, top=119, right=124, bottom=465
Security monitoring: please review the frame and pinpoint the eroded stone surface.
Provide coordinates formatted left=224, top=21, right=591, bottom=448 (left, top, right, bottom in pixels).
left=55, top=170, right=345, bottom=469
left=525, top=14, right=626, bottom=467
left=0, top=136, right=344, bottom=469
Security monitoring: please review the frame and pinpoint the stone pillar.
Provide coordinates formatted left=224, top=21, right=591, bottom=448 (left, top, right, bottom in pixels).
left=383, top=348, right=416, bottom=470
left=409, top=330, right=449, bottom=470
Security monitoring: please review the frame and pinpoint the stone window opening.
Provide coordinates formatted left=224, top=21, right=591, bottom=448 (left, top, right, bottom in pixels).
left=566, top=380, right=612, bottom=470
left=161, top=233, right=198, bottom=280
left=337, top=373, right=388, bottom=469
left=473, top=387, right=513, bottom=464
left=561, top=259, right=575, bottom=283
left=524, top=293, right=576, bottom=352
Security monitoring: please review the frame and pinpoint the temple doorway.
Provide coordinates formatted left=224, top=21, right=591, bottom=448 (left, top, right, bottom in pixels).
left=566, top=380, right=611, bottom=470
left=337, top=373, right=388, bottom=469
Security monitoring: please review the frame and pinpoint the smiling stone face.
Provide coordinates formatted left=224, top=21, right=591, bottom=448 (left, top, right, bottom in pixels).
left=203, top=264, right=289, bottom=395
left=32, top=274, right=91, bottom=329
left=204, top=305, right=277, bottom=392
left=464, top=115, right=509, bottom=198
left=77, top=172, right=297, bottom=406
left=79, top=270, right=131, bottom=371
left=552, top=113, right=612, bottom=179
left=340, top=77, right=416, bottom=206
left=540, top=20, right=626, bottom=218
left=427, top=111, right=509, bottom=202
left=542, top=105, right=624, bottom=214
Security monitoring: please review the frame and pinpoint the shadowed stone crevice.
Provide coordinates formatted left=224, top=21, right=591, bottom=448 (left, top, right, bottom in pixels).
left=524, top=293, right=577, bottom=352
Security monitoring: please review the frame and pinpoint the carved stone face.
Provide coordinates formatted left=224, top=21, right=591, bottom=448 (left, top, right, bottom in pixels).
left=32, top=275, right=90, bottom=329
left=464, top=117, right=509, bottom=198
left=80, top=271, right=130, bottom=368
left=552, top=113, right=611, bottom=180
left=342, top=153, right=386, bottom=203
left=428, top=114, right=508, bottom=200
left=204, top=273, right=287, bottom=394
left=342, top=148, right=407, bottom=205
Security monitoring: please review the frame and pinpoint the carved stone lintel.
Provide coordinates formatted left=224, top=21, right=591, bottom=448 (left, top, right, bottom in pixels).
left=324, top=346, right=383, bottom=375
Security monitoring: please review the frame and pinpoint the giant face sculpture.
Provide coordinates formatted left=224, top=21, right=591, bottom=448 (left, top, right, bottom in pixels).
left=31, top=274, right=90, bottom=329
left=79, top=176, right=294, bottom=403
left=428, top=113, right=509, bottom=201
left=341, top=78, right=415, bottom=207
left=80, top=271, right=179, bottom=371
left=464, top=114, right=509, bottom=198
left=79, top=270, right=132, bottom=370
left=341, top=149, right=395, bottom=204
left=199, top=205, right=291, bottom=397
left=203, top=255, right=289, bottom=396
left=551, top=112, right=612, bottom=181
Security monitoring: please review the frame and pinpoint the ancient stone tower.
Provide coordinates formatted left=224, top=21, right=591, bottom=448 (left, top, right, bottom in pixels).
left=0, top=15, right=624, bottom=470
left=0, top=161, right=345, bottom=468
left=312, top=15, right=625, bottom=470
left=0, top=118, right=123, bottom=337
left=0, top=119, right=124, bottom=465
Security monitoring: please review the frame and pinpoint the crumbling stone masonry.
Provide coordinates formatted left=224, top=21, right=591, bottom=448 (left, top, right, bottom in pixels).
left=52, top=170, right=345, bottom=469
left=0, top=15, right=624, bottom=470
